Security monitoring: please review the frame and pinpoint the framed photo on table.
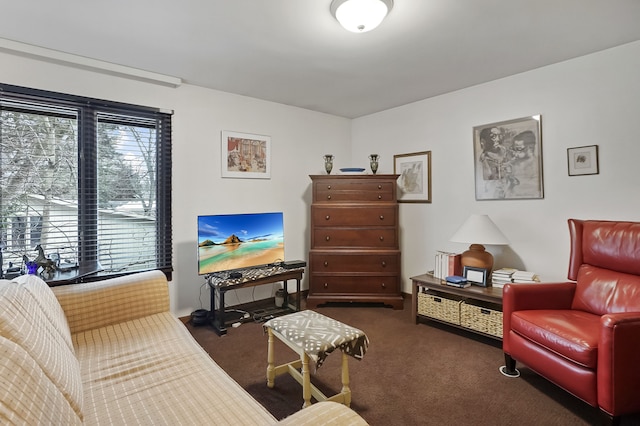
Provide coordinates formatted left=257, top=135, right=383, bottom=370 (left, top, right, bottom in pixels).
left=567, top=145, right=599, bottom=176
left=473, top=115, right=543, bottom=200
left=393, top=151, right=432, bottom=203
left=463, top=266, right=489, bottom=287
left=221, top=130, right=271, bottom=179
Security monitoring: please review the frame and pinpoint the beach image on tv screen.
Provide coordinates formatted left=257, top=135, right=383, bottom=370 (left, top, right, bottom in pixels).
left=197, top=212, right=284, bottom=274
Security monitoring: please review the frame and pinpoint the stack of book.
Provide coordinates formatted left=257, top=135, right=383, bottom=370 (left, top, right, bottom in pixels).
left=491, top=268, right=517, bottom=287
left=445, top=275, right=470, bottom=288
left=492, top=268, right=540, bottom=287
left=434, top=251, right=462, bottom=280
left=511, top=270, right=540, bottom=283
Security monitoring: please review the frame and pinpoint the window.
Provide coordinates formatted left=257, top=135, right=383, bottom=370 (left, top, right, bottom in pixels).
left=11, top=216, right=26, bottom=250
left=0, top=84, right=172, bottom=282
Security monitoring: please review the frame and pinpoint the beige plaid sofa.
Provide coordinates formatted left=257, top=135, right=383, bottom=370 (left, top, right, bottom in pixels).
left=0, top=270, right=367, bottom=425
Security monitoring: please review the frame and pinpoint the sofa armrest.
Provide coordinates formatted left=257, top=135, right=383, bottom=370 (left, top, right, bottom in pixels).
left=275, top=401, right=368, bottom=425
left=52, top=270, right=170, bottom=335
left=597, top=312, right=640, bottom=416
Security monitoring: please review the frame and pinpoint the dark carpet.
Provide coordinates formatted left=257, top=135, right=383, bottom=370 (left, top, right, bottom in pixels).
left=184, top=298, right=638, bottom=426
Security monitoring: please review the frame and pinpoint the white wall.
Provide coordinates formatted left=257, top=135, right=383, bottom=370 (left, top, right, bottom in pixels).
left=351, top=41, right=640, bottom=292
left=0, top=51, right=351, bottom=317
left=171, top=86, right=350, bottom=316
left=4, top=40, right=639, bottom=314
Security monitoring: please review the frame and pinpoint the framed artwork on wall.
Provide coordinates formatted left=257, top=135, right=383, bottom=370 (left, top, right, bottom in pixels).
left=221, top=130, right=271, bottom=179
left=393, top=151, right=432, bottom=203
left=567, top=145, right=599, bottom=176
left=473, top=115, right=543, bottom=200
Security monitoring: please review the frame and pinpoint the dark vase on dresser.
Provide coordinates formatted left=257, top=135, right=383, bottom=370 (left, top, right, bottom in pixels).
left=307, top=174, right=403, bottom=309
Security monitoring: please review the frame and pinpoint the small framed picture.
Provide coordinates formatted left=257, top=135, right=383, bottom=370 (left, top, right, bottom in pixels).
left=567, top=145, right=599, bottom=176
left=222, top=130, right=271, bottom=179
left=463, top=266, right=489, bottom=287
left=393, top=151, right=432, bottom=203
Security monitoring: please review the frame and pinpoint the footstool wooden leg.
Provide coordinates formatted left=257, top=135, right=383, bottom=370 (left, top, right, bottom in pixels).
left=266, top=329, right=275, bottom=388
left=301, top=352, right=311, bottom=408
left=341, top=352, right=351, bottom=407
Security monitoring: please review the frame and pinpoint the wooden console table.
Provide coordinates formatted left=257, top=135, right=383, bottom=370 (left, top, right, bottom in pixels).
left=207, top=265, right=305, bottom=335
left=411, top=273, right=504, bottom=340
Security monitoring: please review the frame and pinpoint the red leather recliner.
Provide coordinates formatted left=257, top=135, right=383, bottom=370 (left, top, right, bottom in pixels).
left=502, top=219, right=640, bottom=424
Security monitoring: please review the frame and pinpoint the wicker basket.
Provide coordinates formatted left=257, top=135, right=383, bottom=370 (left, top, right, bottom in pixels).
left=460, top=302, right=503, bottom=338
left=417, top=292, right=461, bottom=324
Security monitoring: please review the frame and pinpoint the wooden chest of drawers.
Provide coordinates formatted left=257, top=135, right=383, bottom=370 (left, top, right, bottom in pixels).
left=307, top=174, right=403, bottom=309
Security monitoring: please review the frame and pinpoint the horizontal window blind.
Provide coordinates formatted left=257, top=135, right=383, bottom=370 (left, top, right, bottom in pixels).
left=0, top=84, right=172, bottom=283
left=96, top=113, right=158, bottom=273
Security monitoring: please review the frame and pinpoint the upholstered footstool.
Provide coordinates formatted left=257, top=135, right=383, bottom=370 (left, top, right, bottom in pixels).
left=264, top=310, right=369, bottom=409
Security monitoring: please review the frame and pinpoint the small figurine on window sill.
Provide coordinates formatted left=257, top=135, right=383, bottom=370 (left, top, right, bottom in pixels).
left=25, top=261, right=39, bottom=275
left=22, top=245, right=58, bottom=277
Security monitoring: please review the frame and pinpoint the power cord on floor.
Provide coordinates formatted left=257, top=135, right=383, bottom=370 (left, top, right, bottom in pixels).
left=198, top=281, right=207, bottom=310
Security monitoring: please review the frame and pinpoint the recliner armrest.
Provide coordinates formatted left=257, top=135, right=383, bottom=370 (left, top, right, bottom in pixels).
left=502, top=282, right=576, bottom=353
left=503, top=282, right=576, bottom=312
left=597, top=312, right=640, bottom=416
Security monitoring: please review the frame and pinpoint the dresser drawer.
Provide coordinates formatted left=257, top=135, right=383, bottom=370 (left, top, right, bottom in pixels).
left=315, top=190, right=395, bottom=203
left=310, top=251, right=399, bottom=273
left=310, top=275, right=399, bottom=295
left=313, top=179, right=395, bottom=193
left=312, top=228, right=397, bottom=248
left=312, top=205, right=397, bottom=227
left=313, top=179, right=396, bottom=203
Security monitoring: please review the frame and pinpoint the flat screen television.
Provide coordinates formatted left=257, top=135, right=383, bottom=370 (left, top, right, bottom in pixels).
left=197, top=212, right=285, bottom=275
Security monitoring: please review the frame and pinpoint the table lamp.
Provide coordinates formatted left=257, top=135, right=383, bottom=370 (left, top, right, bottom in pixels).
left=450, top=214, right=509, bottom=273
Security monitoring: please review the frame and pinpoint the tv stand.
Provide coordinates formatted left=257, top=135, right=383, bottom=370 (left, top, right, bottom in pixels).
left=207, top=263, right=306, bottom=335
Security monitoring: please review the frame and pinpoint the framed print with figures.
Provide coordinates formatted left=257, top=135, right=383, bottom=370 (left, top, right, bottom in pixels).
left=473, top=115, right=543, bottom=200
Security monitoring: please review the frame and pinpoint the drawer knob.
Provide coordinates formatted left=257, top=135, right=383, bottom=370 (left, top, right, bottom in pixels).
left=381, top=261, right=386, bottom=267
left=379, top=215, right=384, bottom=220
left=325, top=215, right=330, bottom=220
left=379, top=236, right=384, bottom=241
left=378, top=195, right=382, bottom=200
left=324, top=282, right=328, bottom=288
left=325, top=236, right=331, bottom=241
left=324, top=261, right=328, bottom=267
left=381, top=282, right=386, bottom=288
left=378, top=185, right=382, bottom=189
left=327, top=195, right=331, bottom=200
left=327, top=185, right=331, bottom=189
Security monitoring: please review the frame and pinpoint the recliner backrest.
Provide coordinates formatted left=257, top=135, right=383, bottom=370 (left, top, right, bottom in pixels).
left=568, top=219, right=640, bottom=315
left=572, top=264, right=640, bottom=315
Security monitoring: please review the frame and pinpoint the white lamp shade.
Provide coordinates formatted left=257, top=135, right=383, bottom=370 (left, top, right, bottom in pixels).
left=450, top=214, right=509, bottom=245
left=331, top=0, right=392, bottom=33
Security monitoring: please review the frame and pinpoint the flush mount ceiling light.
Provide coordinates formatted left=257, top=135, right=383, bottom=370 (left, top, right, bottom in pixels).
left=330, top=0, right=394, bottom=33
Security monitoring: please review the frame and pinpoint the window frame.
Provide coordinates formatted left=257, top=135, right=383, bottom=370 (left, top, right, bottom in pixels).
left=0, top=83, right=173, bottom=283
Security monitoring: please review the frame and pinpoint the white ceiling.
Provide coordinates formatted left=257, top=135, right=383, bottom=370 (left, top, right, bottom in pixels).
left=1, top=0, right=640, bottom=118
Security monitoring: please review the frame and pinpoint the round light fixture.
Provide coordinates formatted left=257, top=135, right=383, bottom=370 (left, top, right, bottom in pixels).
left=330, top=0, right=394, bottom=33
